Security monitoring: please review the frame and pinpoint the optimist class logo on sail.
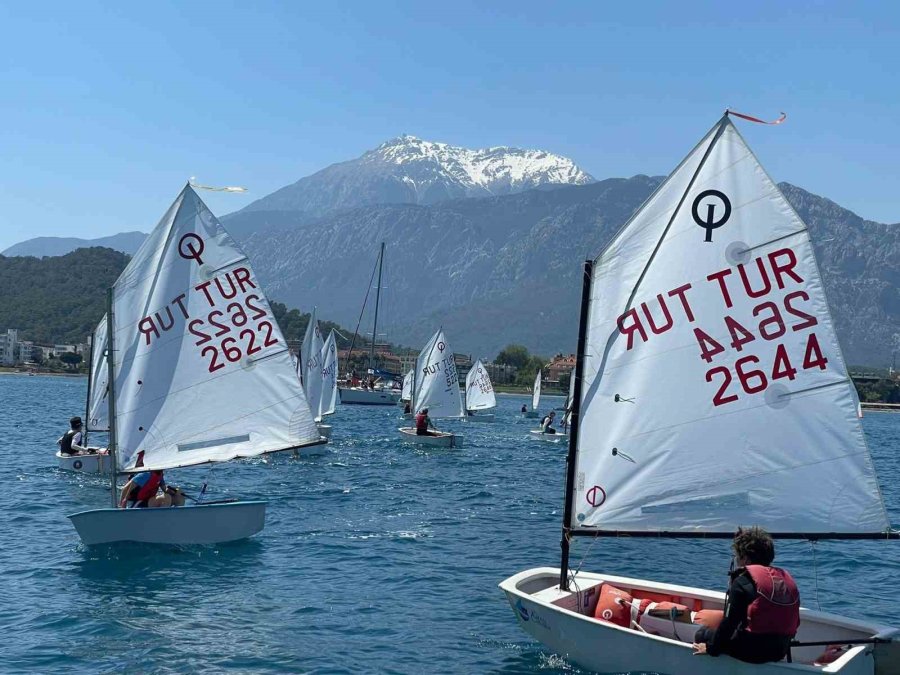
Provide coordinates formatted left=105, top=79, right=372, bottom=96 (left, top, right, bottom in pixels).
left=615, top=244, right=830, bottom=408
left=135, top=233, right=280, bottom=373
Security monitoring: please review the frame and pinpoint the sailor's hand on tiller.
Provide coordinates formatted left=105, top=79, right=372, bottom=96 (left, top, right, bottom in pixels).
left=692, top=642, right=708, bottom=656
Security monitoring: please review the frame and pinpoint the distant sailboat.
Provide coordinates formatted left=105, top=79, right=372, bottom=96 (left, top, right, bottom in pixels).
left=339, top=242, right=401, bottom=405
left=521, top=370, right=541, bottom=418
left=500, top=113, right=899, bottom=673
left=315, top=330, right=339, bottom=438
left=300, top=309, right=331, bottom=440
left=67, top=184, right=326, bottom=545
left=398, top=329, right=464, bottom=447
left=56, top=314, right=114, bottom=474
left=464, top=359, right=496, bottom=423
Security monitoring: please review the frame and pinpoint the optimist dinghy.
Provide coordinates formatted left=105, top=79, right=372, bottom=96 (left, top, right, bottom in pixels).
left=57, top=314, right=112, bottom=474
left=398, top=328, right=464, bottom=447
left=501, top=112, right=899, bottom=674
left=298, top=311, right=336, bottom=444
left=67, top=185, right=326, bottom=546
left=464, top=359, right=496, bottom=423
left=522, top=370, right=540, bottom=418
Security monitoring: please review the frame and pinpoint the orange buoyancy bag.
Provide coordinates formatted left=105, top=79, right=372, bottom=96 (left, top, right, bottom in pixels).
left=593, top=584, right=633, bottom=627
left=692, top=609, right=725, bottom=630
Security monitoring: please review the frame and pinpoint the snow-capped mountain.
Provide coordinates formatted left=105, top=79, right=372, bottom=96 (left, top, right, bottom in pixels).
left=238, top=135, right=594, bottom=216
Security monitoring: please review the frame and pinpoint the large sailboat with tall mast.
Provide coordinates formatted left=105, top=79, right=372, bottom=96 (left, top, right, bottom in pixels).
left=67, top=184, right=326, bottom=545
left=500, top=113, right=898, bottom=673
left=339, top=242, right=400, bottom=405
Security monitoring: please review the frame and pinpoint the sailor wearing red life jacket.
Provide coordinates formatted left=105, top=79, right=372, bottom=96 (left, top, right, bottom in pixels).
left=415, top=408, right=436, bottom=436
left=693, top=527, right=800, bottom=664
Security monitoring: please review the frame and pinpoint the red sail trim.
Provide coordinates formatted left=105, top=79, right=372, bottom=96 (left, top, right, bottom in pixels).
left=726, top=109, right=787, bottom=125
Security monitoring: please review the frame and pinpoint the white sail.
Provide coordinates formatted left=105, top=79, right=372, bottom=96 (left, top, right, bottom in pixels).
left=401, top=369, right=414, bottom=401
left=571, top=116, right=889, bottom=535
left=87, top=314, right=109, bottom=432
left=318, top=330, right=338, bottom=419
left=413, top=329, right=463, bottom=419
left=110, top=185, right=321, bottom=472
left=562, top=370, right=576, bottom=427
left=531, top=370, right=541, bottom=411
left=302, top=312, right=326, bottom=417
left=465, top=359, right=496, bottom=411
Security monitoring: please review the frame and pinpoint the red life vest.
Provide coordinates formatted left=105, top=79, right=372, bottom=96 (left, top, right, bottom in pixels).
left=415, top=412, right=428, bottom=432
left=135, top=471, right=164, bottom=502
left=744, top=565, right=800, bottom=636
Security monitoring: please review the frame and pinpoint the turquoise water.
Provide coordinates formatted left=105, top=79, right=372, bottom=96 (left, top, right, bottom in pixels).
left=2, top=373, right=898, bottom=674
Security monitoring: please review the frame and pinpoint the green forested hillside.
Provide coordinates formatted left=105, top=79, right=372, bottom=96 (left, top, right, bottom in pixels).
left=0, top=247, right=129, bottom=344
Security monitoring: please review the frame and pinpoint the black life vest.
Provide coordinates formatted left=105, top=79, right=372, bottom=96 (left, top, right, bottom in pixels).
left=59, top=430, right=78, bottom=454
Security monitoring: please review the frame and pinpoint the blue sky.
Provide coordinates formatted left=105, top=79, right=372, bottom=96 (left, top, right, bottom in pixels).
left=1, top=1, right=897, bottom=251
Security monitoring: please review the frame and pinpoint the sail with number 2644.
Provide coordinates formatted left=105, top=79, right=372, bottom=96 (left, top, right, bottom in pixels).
left=500, top=113, right=898, bottom=675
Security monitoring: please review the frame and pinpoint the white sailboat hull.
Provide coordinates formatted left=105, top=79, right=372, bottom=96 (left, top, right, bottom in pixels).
left=501, top=568, right=899, bottom=675
left=339, top=387, right=400, bottom=405
left=397, top=427, right=462, bottom=448
left=68, top=501, right=267, bottom=545
left=56, top=451, right=113, bottom=475
left=316, top=423, right=332, bottom=439
left=465, top=413, right=495, bottom=423
left=528, top=430, right=567, bottom=443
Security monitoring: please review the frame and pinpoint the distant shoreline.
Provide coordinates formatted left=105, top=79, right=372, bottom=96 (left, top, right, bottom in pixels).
left=0, top=369, right=85, bottom=378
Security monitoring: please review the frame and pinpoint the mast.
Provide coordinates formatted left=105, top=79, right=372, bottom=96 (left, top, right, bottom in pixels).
left=105, top=288, right=118, bottom=508
left=559, top=259, right=593, bottom=590
left=83, top=324, right=95, bottom=446
left=369, top=242, right=385, bottom=376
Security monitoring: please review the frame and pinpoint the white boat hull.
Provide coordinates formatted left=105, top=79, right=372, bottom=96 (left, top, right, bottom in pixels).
left=316, top=423, right=332, bottom=439
left=68, top=501, right=267, bottom=545
left=339, top=387, right=400, bottom=405
left=529, top=430, right=567, bottom=443
left=501, top=568, right=899, bottom=675
left=56, top=451, right=113, bottom=475
left=465, top=413, right=495, bottom=423
left=397, top=427, right=462, bottom=448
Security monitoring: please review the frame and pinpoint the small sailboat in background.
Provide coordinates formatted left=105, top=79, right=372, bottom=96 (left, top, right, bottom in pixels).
left=464, top=359, right=496, bottom=422
left=315, top=330, right=339, bottom=438
left=398, top=328, right=464, bottom=448
left=299, top=308, right=332, bottom=442
left=522, top=370, right=541, bottom=418
left=501, top=113, right=899, bottom=673
left=339, top=242, right=401, bottom=405
left=67, top=184, right=326, bottom=545
left=57, top=313, right=114, bottom=474
left=530, top=371, right=575, bottom=443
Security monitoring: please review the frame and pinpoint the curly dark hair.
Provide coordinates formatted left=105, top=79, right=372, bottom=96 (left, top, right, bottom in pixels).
left=732, top=526, right=775, bottom=566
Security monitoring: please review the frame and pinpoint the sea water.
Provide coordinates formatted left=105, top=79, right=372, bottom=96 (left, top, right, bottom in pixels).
left=2, top=373, right=898, bottom=674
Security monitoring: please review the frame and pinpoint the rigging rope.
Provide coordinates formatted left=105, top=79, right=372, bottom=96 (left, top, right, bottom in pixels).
left=725, top=109, right=787, bottom=125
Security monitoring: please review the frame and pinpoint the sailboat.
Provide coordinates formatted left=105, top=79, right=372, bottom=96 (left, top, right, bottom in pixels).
left=339, top=242, right=401, bottom=405
left=464, top=359, right=496, bottom=422
left=315, top=329, right=339, bottom=438
left=57, top=314, right=114, bottom=474
left=530, top=371, right=574, bottom=443
left=522, top=370, right=541, bottom=418
left=400, top=369, right=414, bottom=405
left=500, top=113, right=899, bottom=673
left=300, top=309, right=331, bottom=441
left=67, top=184, right=326, bottom=545
left=398, top=329, right=464, bottom=448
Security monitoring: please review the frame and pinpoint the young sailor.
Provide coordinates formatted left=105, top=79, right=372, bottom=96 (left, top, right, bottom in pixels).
left=415, top=408, right=437, bottom=436
left=693, top=527, right=800, bottom=664
left=540, top=411, right=557, bottom=434
left=58, top=416, right=89, bottom=455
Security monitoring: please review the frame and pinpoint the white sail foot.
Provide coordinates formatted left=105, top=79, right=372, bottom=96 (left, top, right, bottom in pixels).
left=528, top=430, right=566, bottom=443
left=68, top=501, right=267, bottom=545
left=501, top=568, right=894, bottom=675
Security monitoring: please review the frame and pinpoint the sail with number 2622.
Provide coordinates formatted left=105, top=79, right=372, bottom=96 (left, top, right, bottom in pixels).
left=500, top=113, right=898, bottom=675
left=68, top=184, right=326, bottom=545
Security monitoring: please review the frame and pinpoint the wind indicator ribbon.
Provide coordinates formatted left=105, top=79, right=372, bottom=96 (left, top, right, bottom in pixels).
left=189, top=177, right=248, bottom=193
left=725, top=109, right=787, bottom=125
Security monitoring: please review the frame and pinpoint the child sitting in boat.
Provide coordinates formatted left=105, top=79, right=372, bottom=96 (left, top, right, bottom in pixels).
left=540, top=411, right=557, bottom=434
left=415, top=408, right=438, bottom=436
left=692, top=526, right=800, bottom=664
left=57, top=416, right=100, bottom=455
